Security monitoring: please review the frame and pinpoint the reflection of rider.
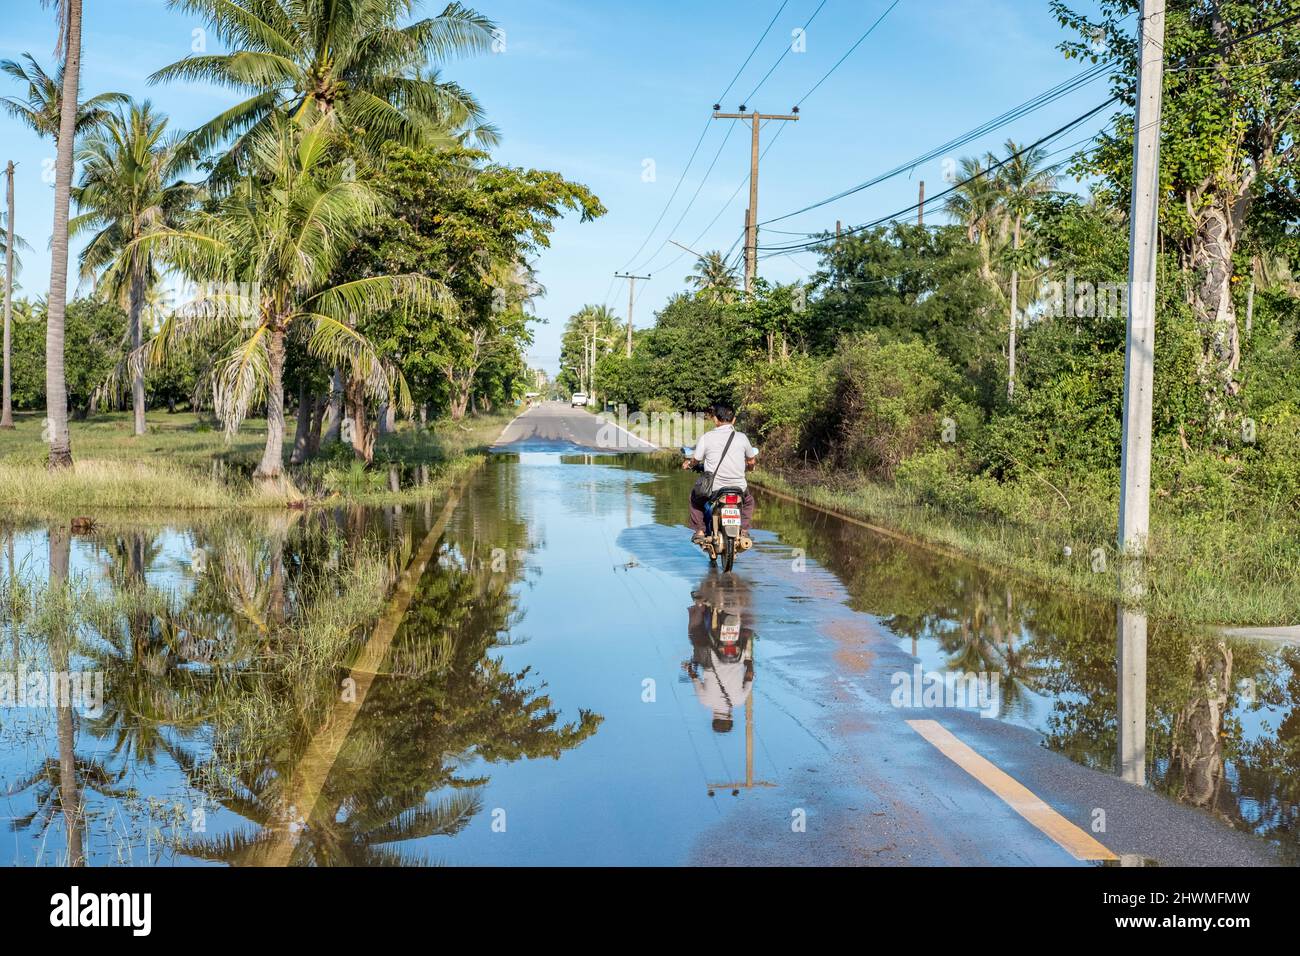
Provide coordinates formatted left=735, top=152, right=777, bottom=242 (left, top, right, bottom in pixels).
left=683, top=574, right=755, bottom=733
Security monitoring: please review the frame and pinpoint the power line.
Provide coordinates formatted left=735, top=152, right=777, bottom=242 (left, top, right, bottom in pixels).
left=755, top=122, right=1113, bottom=261
left=759, top=58, right=1117, bottom=228
left=742, top=0, right=833, bottom=104
left=758, top=97, right=1120, bottom=254
left=617, top=0, right=800, bottom=273
left=795, top=0, right=904, bottom=108
left=648, top=2, right=906, bottom=274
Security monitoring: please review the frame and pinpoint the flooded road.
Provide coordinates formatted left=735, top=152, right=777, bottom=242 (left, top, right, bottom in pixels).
left=1, top=410, right=1296, bottom=866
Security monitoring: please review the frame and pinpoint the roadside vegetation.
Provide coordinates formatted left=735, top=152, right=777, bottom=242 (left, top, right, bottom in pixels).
left=1, top=0, right=599, bottom=511
left=0, top=409, right=511, bottom=514
left=564, top=4, right=1300, bottom=627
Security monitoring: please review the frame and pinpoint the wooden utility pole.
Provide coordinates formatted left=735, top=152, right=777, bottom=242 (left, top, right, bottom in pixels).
left=614, top=272, right=650, bottom=357
left=1, top=160, right=14, bottom=429
left=917, top=180, right=925, bottom=227
left=713, top=109, right=799, bottom=294
left=1118, top=0, right=1166, bottom=562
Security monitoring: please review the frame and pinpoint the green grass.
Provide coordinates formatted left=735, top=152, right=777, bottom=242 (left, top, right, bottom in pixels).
left=751, top=467, right=1300, bottom=628
left=0, top=409, right=512, bottom=515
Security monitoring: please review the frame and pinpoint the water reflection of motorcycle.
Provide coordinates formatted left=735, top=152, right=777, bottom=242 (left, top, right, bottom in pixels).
left=682, top=574, right=755, bottom=734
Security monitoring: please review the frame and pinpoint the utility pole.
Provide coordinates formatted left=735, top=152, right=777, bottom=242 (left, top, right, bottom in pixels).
left=917, top=180, right=925, bottom=228
left=713, top=107, right=799, bottom=294
left=1118, top=0, right=1166, bottom=564
left=1, top=160, right=14, bottom=429
left=614, top=272, right=650, bottom=357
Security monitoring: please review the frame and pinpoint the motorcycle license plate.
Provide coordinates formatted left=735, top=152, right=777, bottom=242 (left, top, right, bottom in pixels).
left=721, top=507, right=741, bottom=526
left=721, top=624, right=740, bottom=641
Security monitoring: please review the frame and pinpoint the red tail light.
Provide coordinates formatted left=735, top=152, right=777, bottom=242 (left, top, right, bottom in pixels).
left=723, top=494, right=740, bottom=504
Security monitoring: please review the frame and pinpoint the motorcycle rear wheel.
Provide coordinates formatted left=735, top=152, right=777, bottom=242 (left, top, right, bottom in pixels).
left=722, top=534, right=736, bottom=572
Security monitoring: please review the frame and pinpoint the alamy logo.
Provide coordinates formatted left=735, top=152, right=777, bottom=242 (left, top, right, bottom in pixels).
left=890, top=665, right=1001, bottom=718
left=49, top=887, right=151, bottom=936
left=0, top=666, right=103, bottom=717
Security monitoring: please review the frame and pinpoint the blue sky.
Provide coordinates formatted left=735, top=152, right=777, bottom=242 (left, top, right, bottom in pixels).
left=1, top=0, right=1114, bottom=374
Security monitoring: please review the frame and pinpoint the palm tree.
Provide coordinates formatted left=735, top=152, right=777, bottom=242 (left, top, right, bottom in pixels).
left=150, top=0, right=496, bottom=170
left=136, top=113, right=444, bottom=482
left=71, top=101, right=194, bottom=436
left=995, top=139, right=1058, bottom=399
left=40, top=0, right=88, bottom=470
left=686, top=250, right=740, bottom=304
left=943, top=154, right=1000, bottom=283
left=0, top=52, right=126, bottom=141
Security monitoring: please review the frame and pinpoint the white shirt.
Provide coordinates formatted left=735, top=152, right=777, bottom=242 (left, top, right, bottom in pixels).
left=694, top=424, right=758, bottom=491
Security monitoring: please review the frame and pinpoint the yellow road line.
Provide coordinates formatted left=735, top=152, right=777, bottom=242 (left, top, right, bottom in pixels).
left=250, top=485, right=465, bottom=866
left=906, top=719, right=1117, bottom=862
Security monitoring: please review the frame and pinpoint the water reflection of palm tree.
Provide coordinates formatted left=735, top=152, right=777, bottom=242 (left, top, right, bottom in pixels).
left=171, top=486, right=599, bottom=866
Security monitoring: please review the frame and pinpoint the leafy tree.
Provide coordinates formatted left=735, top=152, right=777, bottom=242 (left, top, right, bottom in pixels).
left=0, top=51, right=125, bottom=141
left=344, top=144, right=603, bottom=423
left=139, top=114, right=439, bottom=480
left=685, top=250, right=740, bottom=304
left=1053, top=0, right=1300, bottom=432
left=72, top=100, right=194, bottom=435
left=152, top=0, right=498, bottom=168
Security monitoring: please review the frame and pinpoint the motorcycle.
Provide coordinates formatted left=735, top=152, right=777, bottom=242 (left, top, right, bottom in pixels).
left=683, top=446, right=751, bottom=572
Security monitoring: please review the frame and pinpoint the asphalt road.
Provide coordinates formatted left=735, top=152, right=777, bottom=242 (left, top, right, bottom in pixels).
left=474, top=403, right=1280, bottom=866
left=493, top=400, right=659, bottom=452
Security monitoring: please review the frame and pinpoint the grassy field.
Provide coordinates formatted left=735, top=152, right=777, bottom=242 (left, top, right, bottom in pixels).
left=751, top=468, right=1300, bottom=628
left=0, top=409, right=511, bottom=515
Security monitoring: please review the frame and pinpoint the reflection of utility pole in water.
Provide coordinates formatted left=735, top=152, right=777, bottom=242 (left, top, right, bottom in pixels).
left=708, top=644, right=775, bottom=797
left=1116, top=604, right=1148, bottom=787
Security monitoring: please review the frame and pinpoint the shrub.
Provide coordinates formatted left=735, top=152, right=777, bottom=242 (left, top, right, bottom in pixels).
left=799, top=335, right=969, bottom=480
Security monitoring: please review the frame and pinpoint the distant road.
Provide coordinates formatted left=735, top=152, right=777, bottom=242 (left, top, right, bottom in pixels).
left=492, top=401, right=659, bottom=453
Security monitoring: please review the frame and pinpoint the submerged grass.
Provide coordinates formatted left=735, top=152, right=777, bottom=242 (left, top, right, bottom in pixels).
left=0, top=410, right=510, bottom=515
left=751, top=467, right=1300, bottom=628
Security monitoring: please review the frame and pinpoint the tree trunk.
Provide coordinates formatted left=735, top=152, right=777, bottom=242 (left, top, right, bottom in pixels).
left=49, top=523, right=84, bottom=866
left=377, top=400, right=396, bottom=437
left=448, top=378, right=471, bottom=421
left=306, top=391, right=327, bottom=456
left=289, top=378, right=313, bottom=465
left=1007, top=215, right=1021, bottom=400
left=254, top=324, right=287, bottom=479
left=344, top=375, right=374, bottom=463
left=320, top=367, right=343, bottom=444
left=128, top=257, right=147, bottom=435
left=44, top=0, right=83, bottom=469
left=1, top=161, right=14, bottom=429
left=1190, top=200, right=1243, bottom=416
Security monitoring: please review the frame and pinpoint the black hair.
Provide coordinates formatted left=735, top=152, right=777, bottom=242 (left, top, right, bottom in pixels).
left=712, top=403, right=736, bottom=423
left=712, top=717, right=734, bottom=734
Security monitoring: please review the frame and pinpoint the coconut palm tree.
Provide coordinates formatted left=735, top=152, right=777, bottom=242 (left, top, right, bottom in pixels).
left=72, top=101, right=195, bottom=436
left=994, top=139, right=1058, bottom=399
left=686, top=250, right=740, bottom=304
left=150, top=0, right=497, bottom=171
left=135, top=112, right=446, bottom=482
left=39, top=0, right=89, bottom=470
left=943, top=154, right=1001, bottom=283
left=0, top=52, right=126, bottom=142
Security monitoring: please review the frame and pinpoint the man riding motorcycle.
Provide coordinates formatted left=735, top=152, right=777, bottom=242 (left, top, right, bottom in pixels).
left=682, top=403, right=757, bottom=549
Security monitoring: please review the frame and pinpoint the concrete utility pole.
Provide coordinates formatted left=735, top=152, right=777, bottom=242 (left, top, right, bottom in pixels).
left=614, top=272, right=650, bottom=357
left=1117, top=0, right=1166, bottom=561
left=917, top=180, right=925, bottom=228
left=1, top=160, right=14, bottom=430
left=713, top=108, right=799, bottom=294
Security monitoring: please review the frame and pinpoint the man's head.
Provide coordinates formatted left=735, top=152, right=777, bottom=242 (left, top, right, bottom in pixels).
left=711, top=403, right=736, bottom=425
left=712, top=716, right=734, bottom=734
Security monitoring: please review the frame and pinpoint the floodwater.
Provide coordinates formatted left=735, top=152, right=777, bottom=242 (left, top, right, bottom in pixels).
left=1, top=451, right=1296, bottom=865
